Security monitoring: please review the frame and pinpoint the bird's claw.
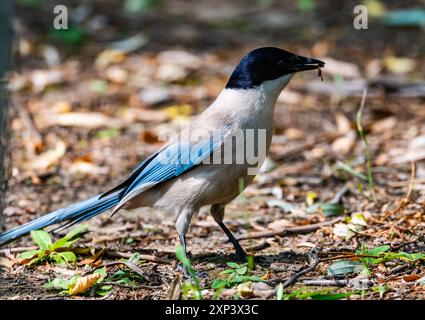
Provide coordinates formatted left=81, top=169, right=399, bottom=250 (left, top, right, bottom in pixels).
left=234, top=249, right=248, bottom=262
left=176, top=263, right=208, bottom=280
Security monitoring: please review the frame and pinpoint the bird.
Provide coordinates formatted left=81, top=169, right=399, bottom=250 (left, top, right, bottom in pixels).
left=0, top=47, right=324, bottom=275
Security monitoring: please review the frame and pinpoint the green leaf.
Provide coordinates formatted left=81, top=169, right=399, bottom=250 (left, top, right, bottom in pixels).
left=51, top=238, right=78, bottom=250
left=18, top=249, right=42, bottom=260
left=398, top=252, right=425, bottom=261
left=297, top=0, right=315, bottom=11
left=44, top=276, right=77, bottom=291
left=28, top=254, right=46, bottom=265
left=370, top=251, right=425, bottom=264
left=95, top=285, right=113, bottom=297
left=50, top=26, right=87, bottom=47
left=128, top=252, right=141, bottom=264
left=123, top=0, right=162, bottom=13
left=51, top=252, right=77, bottom=265
left=94, top=266, right=107, bottom=282
left=16, top=0, right=42, bottom=7
left=227, top=262, right=241, bottom=269
left=327, top=260, right=366, bottom=276
left=306, top=202, right=344, bottom=217
left=368, top=245, right=391, bottom=255
left=31, top=230, right=52, bottom=250
left=247, top=276, right=264, bottom=282
left=236, top=266, right=248, bottom=275
left=96, top=128, right=119, bottom=139
left=336, top=162, right=368, bottom=181
left=211, top=279, right=226, bottom=289
left=219, top=269, right=235, bottom=275
left=63, top=224, right=88, bottom=241
left=51, top=225, right=88, bottom=250
left=359, top=245, right=391, bottom=265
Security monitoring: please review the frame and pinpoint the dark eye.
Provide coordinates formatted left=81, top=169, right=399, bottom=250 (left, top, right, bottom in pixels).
left=277, top=60, right=284, bottom=67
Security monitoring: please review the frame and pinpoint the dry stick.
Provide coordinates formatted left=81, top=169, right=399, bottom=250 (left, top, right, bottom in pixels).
left=302, top=279, right=349, bottom=286
left=330, top=186, right=350, bottom=204
left=284, top=251, right=378, bottom=289
left=282, top=249, right=319, bottom=289
left=235, top=217, right=342, bottom=241
left=104, top=250, right=173, bottom=264
left=246, top=241, right=270, bottom=253
left=0, top=246, right=37, bottom=255
left=165, top=276, right=181, bottom=300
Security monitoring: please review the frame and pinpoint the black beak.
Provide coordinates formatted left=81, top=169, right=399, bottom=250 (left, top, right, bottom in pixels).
left=290, top=55, right=325, bottom=73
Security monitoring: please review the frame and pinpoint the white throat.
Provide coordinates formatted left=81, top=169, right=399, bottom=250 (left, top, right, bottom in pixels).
left=259, top=73, right=294, bottom=102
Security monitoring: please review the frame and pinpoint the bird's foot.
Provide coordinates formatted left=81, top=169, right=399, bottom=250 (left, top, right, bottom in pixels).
left=233, top=249, right=248, bottom=262
left=177, top=263, right=208, bottom=280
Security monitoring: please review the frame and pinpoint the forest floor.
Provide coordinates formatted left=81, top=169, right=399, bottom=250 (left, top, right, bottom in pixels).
left=1, top=0, right=424, bottom=300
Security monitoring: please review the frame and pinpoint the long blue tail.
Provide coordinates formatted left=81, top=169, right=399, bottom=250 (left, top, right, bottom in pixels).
left=0, top=192, right=120, bottom=245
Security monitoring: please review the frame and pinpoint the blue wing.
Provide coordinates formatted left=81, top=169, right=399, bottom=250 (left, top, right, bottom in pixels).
left=109, top=131, right=226, bottom=214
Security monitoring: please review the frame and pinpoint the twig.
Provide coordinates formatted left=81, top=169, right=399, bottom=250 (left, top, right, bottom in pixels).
left=246, top=241, right=270, bottom=253
left=235, top=217, right=342, bottom=241
left=356, top=88, right=377, bottom=205
left=330, top=186, right=350, bottom=204
left=302, top=279, right=349, bottom=286
left=0, top=246, right=37, bottom=255
left=282, top=249, right=319, bottom=289
left=165, top=275, right=181, bottom=300
left=104, top=250, right=172, bottom=264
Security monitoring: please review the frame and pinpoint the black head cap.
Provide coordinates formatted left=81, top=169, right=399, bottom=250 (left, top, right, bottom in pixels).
left=226, top=47, right=324, bottom=89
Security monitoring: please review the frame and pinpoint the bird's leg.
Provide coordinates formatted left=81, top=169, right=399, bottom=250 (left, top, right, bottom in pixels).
left=178, top=233, right=191, bottom=278
left=176, top=208, right=196, bottom=279
left=211, top=204, right=247, bottom=261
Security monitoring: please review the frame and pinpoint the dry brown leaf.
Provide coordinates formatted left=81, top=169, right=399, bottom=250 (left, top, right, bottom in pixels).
left=320, top=57, right=362, bottom=78
left=105, top=66, right=128, bottom=84
left=69, top=273, right=101, bottom=295
left=54, top=112, right=123, bottom=128
left=95, top=49, right=126, bottom=69
left=370, top=117, right=397, bottom=133
left=331, top=131, right=356, bottom=155
left=284, top=127, right=305, bottom=139
left=267, top=219, right=295, bottom=232
left=335, top=113, right=352, bottom=134
left=25, top=140, right=66, bottom=170
left=0, top=257, right=14, bottom=268
left=402, top=274, right=422, bottom=282
left=237, top=282, right=254, bottom=299
left=30, top=69, right=65, bottom=93
left=69, top=160, right=109, bottom=175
